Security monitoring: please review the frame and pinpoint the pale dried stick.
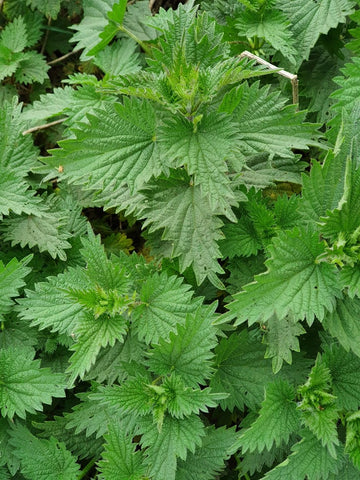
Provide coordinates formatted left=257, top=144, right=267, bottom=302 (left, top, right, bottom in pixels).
left=239, top=50, right=299, bottom=106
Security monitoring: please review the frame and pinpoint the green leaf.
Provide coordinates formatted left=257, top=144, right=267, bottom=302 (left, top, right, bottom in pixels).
left=264, top=315, right=306, bottom=373
left=148, top=305, right=218, bottom=387
left=236, top=8, right=297, bottom=63
left=70, top=0, right=121, bottom=59
left=323, top=296, right=360, bottom=358
left=298, top=359, right=339, bottom=455
left=175, top=425, right=237, bottom=480
left=34, top=414, right=103, bottom=461
left=22, top=84, right=117, bottom=128
left=345, top=412, right=360, bottom=471
left=323, top=345, right=360, bottom=410
left=224, top=227, right=340, bottom=326
left=0, top=467, right=10, bottom=480
left=148, top=7, right=228, bottom=72
left=139, top=414, right=205, bottom=480
left=0, top=256, right=31, bottom=318
left=0, top=99, right=39, bottom=177
left=93, top=39, right=142, bottom=76
left=132, top=271, right=200, bottom=344
left=219, top=218, right=261, bottom=258
left=0, top=16, right=28, bottom=52
left=159, top=111, right=237, bottom=218
left=0, top=348, right=66, bottom=419
left=263, top=430, right=342, bottom=480
left=25, top=0, right=61, bottom=19
left=210, top=331, right=274, bottom=411
left=278, top=0, right=356, bottom=66
left=88, top=0, right=127, bottom=56
left=0, top=170, right=43, bottom=218
left=301, top=152, right=346, bottom=224
left=332, top=60, right=360, bottom=113
left=14, top=51, right=49, bottom=84
left=19, top=229, right=133, bottom=336
left=236, top=380, right=300, bottom=453
left=340, top=264, right=360, bottom=298
left=65, top=389, right=123, bottom=439
left=227, top=82, right=321, bottom=161
left=47, top=99, right=162, bottom=194
left=1, top=210, right=72, bottom=261
left=9, top=424, right=79, bottom=480
left=18, top=268, right=88, bottom=335
left=137, top=171, right=225, bottom=286
left=0, top=418, right=20, bottom=475
left=97, top=422, right=146, bottom=480
left=321, top=164, right=360, bottom=244
left=67, top=312, right=128, bottom=384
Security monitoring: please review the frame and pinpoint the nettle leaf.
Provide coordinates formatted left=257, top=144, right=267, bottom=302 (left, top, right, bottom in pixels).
left=236, top=380, right=300, bottom=453
left=1, top=16, right=28, bottom=52
left=25, top=0, right=61, bottom=19
left=18, top=268, right=88, bottom=335
left=1, top=211, right=72, bottom=261
left=340, top=265, right=360, bottom=298
left=88, top=0, right=127, bottom=56
left=65, top=389, right=123, bottom=439
left=0, top=418, right=20, bottom=475
left=9, top=424, right=79, bottom=480
left=224, top=227, right=341, bottom=326
left=210, top=331, right=274, bottom=411
left=148, top=305, right=218, bottom=387
left=222, top=82, right=321, bottom=161
left=235, top=153, right=306, bottom=190
left=97, top=423, right=146, bottom=480
left=0, top=467, right=9, bottom=480
left=22, top=84, right=117, bottom=128
left=0, top=170, right=43, bottom=218
left=139, top=414, right=205, bottom=480
left=18, top=230, right=132, bottom=335
left=278, top=0, right=356, bottom=66
left=137, top=171, right=225, bottom=286
left=323, top=296, right=360, bottom=357
left=301, top=152, right=346, bottom=224
left=67, top=311, right=128, bottom=384
left=103, top=373, right=221, bottom=428
left=321, top=163, right=360, bottom=243
left=46, top=99, right=163, bottom=194
left=331, top=58, right=360, bottom=113
left=14, top=50, right=49, bottom=84
left=93, top=38, right=142, bottom=77
left=219, top=217, right=261, bottom=259
left=0, top=99, right=39, bottom=176
left=263, top=430, right=342, bottom=480
left=70, top=0, right=119, bottom=59
left=264, top=315, right=306, bottom=374
left=236, top=8, right=297, bottom=64
left=175, top=425, right=237, bottom=480
left=0, top=255, right=31, bottom=318
left=158, top=111, right=237, bottom=219
left=0, top=348, right=66, bottom=419
left=132, top=271, right=201, bottom=344
left=298, top=360, right=339, bottom=455
left=323, top=345, right=360, bottom=411
left=148, top=6, right=228, bottom=72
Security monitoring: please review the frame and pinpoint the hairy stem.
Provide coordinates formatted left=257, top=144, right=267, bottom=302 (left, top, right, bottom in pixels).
left=77, top=457, right=97, bottom=480
left=118, top=25, right=152, bottom=55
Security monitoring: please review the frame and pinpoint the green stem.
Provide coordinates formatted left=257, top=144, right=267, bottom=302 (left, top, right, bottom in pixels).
left=118, top=25, right=152, bottom=55
left=77, top=457, right=96, bottom=480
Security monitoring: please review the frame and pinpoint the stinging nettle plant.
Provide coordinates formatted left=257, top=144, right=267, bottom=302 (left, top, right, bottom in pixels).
left=2, top=0, right=360, bottom=479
